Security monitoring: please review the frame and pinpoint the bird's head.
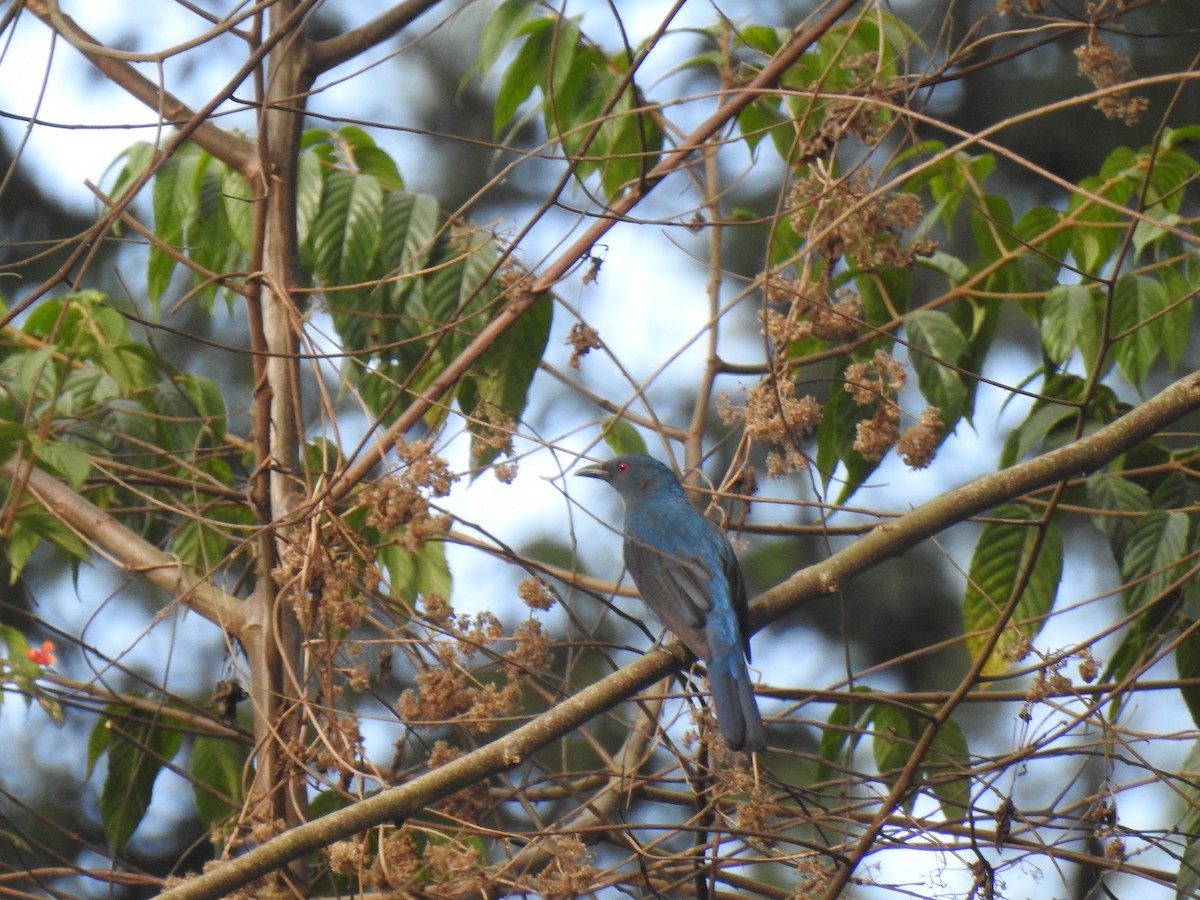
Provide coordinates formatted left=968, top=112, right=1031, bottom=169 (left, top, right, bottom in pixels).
left=576, top=454, right=683, bottom=500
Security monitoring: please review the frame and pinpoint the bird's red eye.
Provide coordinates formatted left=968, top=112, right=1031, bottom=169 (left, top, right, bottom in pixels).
left=616, top=461, right=628, bottom=472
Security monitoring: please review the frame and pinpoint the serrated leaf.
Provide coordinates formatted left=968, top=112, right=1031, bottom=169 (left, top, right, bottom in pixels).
left=149, top=152, right=194, bottom=303
left=904, top=309, right=968, bottom=423
left=1121, top=510, right=1189, bottom=611
left=220, top=165, right=256, bottom=252
left=170, top=519, right=228, bottom=574
left=460, top=294, right=552, bottom=471
left=32, top=439, right=91, bottom=489
left=1160, top=267, right=1194, bottom=371
left=1177, top=632, right=1200, bottom=729
left=999, top=401, right=1081, bottom=469
left=872, top=704, right=919, bottom=808
left=1111, top=274, right=1167, bottom=386
left=380, top=191, right=441, bottom=308
left=1042, top=284, right=1100, bottom=368
left=962, top=505, right=1063, bottom=678
left=296, top=149, right=325, bottom=248
left=191, top=736, right=250, bottom=829
left=493, top=17, right=553, bottom=135
left=1085, top=472, right=1151, bottom=558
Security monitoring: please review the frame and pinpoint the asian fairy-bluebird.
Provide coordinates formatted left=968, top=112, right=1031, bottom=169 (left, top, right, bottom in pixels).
left=577, top=454, right=766, bottom=752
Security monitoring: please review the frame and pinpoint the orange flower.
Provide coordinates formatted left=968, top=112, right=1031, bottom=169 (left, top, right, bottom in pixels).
left=25, top=641, right=56, bottom=667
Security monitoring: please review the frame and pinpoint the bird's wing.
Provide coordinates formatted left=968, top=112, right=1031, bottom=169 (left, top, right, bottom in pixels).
left=624, top=532, right=714, bottom=661
left=719, top=540, right=752, bottom=660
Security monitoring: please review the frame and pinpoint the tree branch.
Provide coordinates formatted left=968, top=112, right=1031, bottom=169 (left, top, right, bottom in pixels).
left=25, top=0, right=257, bottom=176
left=308, top=0, right=447, bottom=73
left=1, top=457, right=247, bottom=636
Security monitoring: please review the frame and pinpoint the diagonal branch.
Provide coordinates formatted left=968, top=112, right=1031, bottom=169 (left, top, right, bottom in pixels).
left=308, top=0, right=448, bottom=73
left=0, top=457, right=247, bottom=636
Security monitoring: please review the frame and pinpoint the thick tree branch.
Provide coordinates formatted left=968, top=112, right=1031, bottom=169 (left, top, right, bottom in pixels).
left=0, top=457, right=246, bottom=636
left=308, top=0, right=447, bottom=73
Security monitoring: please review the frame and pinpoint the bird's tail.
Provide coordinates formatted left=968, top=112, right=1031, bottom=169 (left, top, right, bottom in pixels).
left=706, top=632, right=766, bottom=753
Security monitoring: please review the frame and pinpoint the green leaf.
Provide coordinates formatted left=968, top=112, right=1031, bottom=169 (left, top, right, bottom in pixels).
left=815, top=380, right=880, bottom=506
left=1160, top=267, right=1194, bottom=371
left=927, top=717, right=972, bottom=823
left=493, top=17, right=553, bottom=135
left=149, top=151, right=196, bottom=303
left=478, top=0, right=539, bottom=78
left=379, top=539, right=452, bottom=604
left=872, top=704, right=920, bottom=811
left=1132, top=204, right=1182, bottom=257
left=191, top=736, right=250, bottom=829
left=4, top=495, right=89, bottom=577
left=962, top=505, right=1063, bottom=678
left=736, top=97, right=789, bottom=156
left=1085, top=471, right=1151, bottom=558
left=816, top=686, right=874, bottom=783
left=0, top=625, right=40, bottom=679
left=1112, top=274, right=1168, bottom=387
left=170, top=519, right=229, bottom=574
left=220, top=164, right=256, bottom=252
left=1120, top=510, right=1189, bottom=611
left=904, top=309, right=968, bottom=424
left=93, top=705, right=185, bottom=856
left=31, top=439, right=91, bottom=489
left=999, top=401, right=1082, bottom=469
left=1042, top=284, right=1101, bottom=369
left=599, top=417, right=647, bottom=456
left=379, top=191, right=441, bottom=307
left=459, top=294, right=552, bottom=471
left=1177, top=631, right=1200, bottom=729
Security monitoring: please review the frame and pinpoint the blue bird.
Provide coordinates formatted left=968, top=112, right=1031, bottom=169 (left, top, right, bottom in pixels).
left=577, top=454, right=766, bottom=752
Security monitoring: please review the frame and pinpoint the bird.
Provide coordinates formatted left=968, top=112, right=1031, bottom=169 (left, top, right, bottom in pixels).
left=576, top=454, right=766, bottom=752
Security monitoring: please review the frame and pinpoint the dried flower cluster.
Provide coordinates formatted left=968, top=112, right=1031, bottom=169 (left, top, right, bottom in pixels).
left=789, top=170, right=932, bottom=270
left=365, top=439, right=457, bottom=552
left=275, top=532, right=378, bottom=635
left=763, top=277, right=864, bottom=346
left=896, top=405, right=944, bottom=470
left=844, top=349, right=906, bottom=461
left=720, top=368, right=822, bottom=476
left=1074, top=33, right=1148, bottom=125
left=530, top=835, right=598, bottom=899
left=467, top=396, right=517, bottom=469
left=566, top=321, right=602, bottom=368
left=311, top=710, right=364, bottom=778
left=517, top=575, right=558, bottom=611
left=399, top=598, right=551, bottom=736
left=798, top=94, right=886, bottom=163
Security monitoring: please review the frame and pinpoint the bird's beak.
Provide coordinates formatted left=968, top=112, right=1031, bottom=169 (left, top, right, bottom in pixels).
left=575, top=463, right=610, bottom=481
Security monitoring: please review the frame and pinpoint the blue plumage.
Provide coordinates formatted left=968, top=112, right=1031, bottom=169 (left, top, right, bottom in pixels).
left=577, top=454, right=766, bottom=752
